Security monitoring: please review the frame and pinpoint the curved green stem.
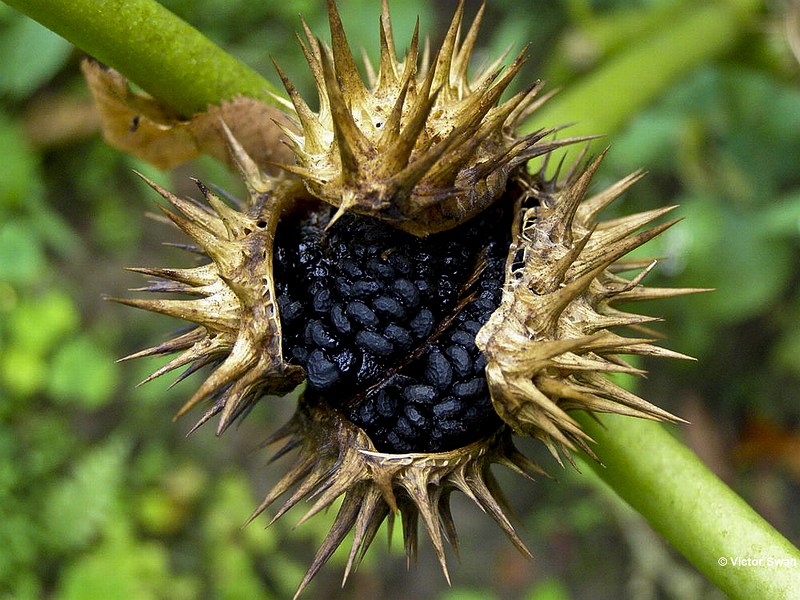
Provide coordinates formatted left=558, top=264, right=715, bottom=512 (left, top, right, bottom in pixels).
left=1, top=0, right=278, bottom=116
left=527, top=0, right=762, bottom=167
left=576, top=413, right=800, bottom=600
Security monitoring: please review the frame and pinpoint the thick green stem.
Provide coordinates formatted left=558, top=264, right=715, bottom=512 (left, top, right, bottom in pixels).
left=527, top=0, right=762, bottom=166
left=1, top=0, right=278, bottom=116
left=576, top=412, right=800, bottom=599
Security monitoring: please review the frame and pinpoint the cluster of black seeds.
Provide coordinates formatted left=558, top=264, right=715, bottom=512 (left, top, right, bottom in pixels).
left=274, top=204, right=511, bottom=453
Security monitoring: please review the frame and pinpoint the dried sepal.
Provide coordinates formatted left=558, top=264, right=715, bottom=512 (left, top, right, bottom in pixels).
left=274, top=0, right=585, bottom=235
left=81, top=59, right=294, bottom=171
left=477, top=152, right=700, bottom=464
left=250, top=399, right=545, bottom=598
left=112, top=132, right=309, bottom=433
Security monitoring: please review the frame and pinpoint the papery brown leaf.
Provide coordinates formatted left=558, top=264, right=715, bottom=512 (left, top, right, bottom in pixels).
left=81, top=59, right=294, bottom=171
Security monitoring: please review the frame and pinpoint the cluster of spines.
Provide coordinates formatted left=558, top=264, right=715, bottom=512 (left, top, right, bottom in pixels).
left=272, top=0, right=581, bottom=235
left=476, top=151, right=702, bottom=462
left=248, top=401, right=545, bottom=599
left=113, top=130, right=306, bottom=434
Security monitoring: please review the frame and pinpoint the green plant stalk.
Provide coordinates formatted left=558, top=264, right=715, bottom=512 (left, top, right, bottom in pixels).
left=529, top=0, right=761, bottom=167
left=5, top=0, right=797, bottom=595
left=576, top=412, right=800, bottom=599
left=1, top=0, right=279, bottom=117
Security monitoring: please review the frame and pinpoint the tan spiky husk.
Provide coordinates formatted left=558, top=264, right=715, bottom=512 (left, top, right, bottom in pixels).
left=111, top=1, right=705, bottom=596
left=273, top=0, right=585, bottom=235
left=249, top=400, right=544, bottom=598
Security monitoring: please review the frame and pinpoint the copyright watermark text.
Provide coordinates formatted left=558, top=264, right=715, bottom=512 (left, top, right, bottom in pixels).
left=717, top=556, right=798, bottom=568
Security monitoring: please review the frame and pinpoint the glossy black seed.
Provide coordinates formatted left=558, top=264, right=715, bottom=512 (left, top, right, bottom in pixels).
left=312, top=289, right=332, bottom=313
left=404, top=405, right=429, bottom=430
left=355, top=330, right=394, bottom=356
left=410, top=309, right=434, bottom=338
left=453, top=377, right=485, bottom=399
left=330, top=304, right=352, bottom=335
left=346, top=301, right=379, bottom=329
left=376, top=391, right=398, bottom=418
left=306, top=349, right=339, bottom=390
left=334, top=276, right=352, bottom=296
left=280, top=299, right=303, bottom=323
left=352, top=279, right=380, bottom=298
left=339, top=258, right=363, bottom=279
left=425, top=351, right=453, bottom=390
left=384, top=324, right=413, bottom=350
left=373, top=295, right=405, bottom=320
left=433, top=397, right=461, bottom=418
left=305, top=319, right=338, bottom=350
left=365, top=257, right=395, bottom=280
left=274, top=203, right=511, bottom=454
left=402, top=384, right=437, bottom=404
left=392, top=279, right=420, bottom=307
left=450, top=329, right=474, bottom=347
left=445, top=344, right=472, bottom=377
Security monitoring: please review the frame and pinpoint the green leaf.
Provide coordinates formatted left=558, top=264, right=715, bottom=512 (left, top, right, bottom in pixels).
left=6, top=290, right=80, bottom=355
left=42, top=436, right=130, bottom=553
left=47, top=335, right=120, bottom=409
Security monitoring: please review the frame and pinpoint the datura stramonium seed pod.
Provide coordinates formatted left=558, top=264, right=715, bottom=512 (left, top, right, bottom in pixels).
left=114, top=0, right=700, bottom=595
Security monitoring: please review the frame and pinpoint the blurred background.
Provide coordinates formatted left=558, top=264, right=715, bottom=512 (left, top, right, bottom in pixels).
left=1, top=0, right=799, bottom=598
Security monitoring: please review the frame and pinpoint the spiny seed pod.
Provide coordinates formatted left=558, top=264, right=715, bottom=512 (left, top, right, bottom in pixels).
left=113, top=1, right=701, bottom=596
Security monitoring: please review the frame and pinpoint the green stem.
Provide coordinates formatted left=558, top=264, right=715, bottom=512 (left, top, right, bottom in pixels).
left=576, top=412, right=800, bottom=600
left=527, top=0, right=762, bottom=167
left=1, top=0, right=278, bottom=116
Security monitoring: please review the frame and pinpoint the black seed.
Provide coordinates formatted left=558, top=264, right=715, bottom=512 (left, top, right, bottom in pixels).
left=395, top=416, right=414, bottom=437
left=387, top=252, right=412, bottom=275
left=410, top=309, right=434, bottom=338
left=339, top=258, right=363, bottom=279
left=330, top=303, right=352, bottom=335
left=366, top=257, right=395, bottom=280
left=346, top=301, right=379, bottom=329
left=433, top=397, right=461, bottom=418
left=306, top=349, right=339, bottom=389
left=474, top=353, right=488, bottom=371
left=334, top=276, right=352, bottom=296
left=352, top=279, right=380, bottom=298
left=384, top=324, right=413, bottom=350
left=404, top=405, right=429, bottom=430
left=450, top=329, right=474, bottom=347
left=280, top=300, right=303, bottom=323
left=312, top=289, right=332, bottom=313
left=376, top=390, right=398, bottom=417
left=425, top=351, right=453, bottom=390
left=306, top=319, right=338, bottom=350
left=373, top=295, right=405, bottom=320
left=392, top=279, right=420, bottom=307
left=445, top=344, right=472, bottom=377
left=462, top=320, right=481, bottom=334
left=402, top=384, right=437, bottom=404
left=356, top=330, right=394, bottom=356
left=452, top=377, right=485, bottom=399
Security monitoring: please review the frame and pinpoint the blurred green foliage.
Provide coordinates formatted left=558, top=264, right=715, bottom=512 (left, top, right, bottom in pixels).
left=0, top=0, right=798, bottom=598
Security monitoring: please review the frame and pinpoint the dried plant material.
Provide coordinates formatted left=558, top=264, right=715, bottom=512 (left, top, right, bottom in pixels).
left=82, top=59, right=294, bottom=171
left=273, top=0, right=587, bottom=235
